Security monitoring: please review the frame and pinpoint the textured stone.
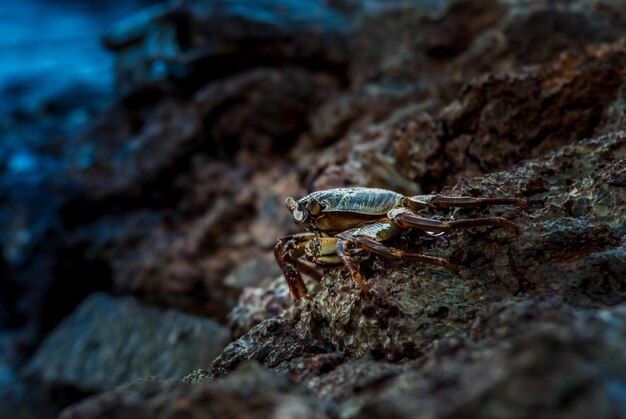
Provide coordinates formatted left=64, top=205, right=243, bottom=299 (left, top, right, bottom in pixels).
left=59, top=365, right=331, bottom=419
left=342, top=301, right=626, bottom=419
left=23, top=293, right=230, bottom=392
left=210, top=131, right=626, bottom=381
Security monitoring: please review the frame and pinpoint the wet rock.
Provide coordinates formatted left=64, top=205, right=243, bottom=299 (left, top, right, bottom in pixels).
left=59, top=364, right=332, bottom=419
left=104, top=0, right=349, bottom=93
left=23, top=293, right=230, bottom=393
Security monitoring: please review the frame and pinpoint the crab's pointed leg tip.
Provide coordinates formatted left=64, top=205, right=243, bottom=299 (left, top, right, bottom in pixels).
left=516, top=199, right=529, bottom=210
left=439, top=259, right=460, bottom=273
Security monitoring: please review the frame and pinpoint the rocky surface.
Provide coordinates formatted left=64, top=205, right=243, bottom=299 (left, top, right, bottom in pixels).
left=60, top=364, right=332, bottom=419
left=338, top=300, right=626, bottom=419
left=2, top=0, right=626, bottom=418
left=24, top=293, right=230, bottom=393
left=210, top=131, right=625, bottom=371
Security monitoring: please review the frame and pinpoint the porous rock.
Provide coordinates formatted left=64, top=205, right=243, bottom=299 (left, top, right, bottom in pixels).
left=341, top=300, right=626, bottom=419
left=210, top=130, right=625, bottom=387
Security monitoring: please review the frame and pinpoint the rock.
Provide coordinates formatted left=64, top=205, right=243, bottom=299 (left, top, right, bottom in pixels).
left=302, top=357, right=404, bottom=403
left=450, top=5, right=626, bottom=86
left=64, top=98, right=200, bottom=204
left=308, top=41, right=626, bottom=196
left=23, top=293, right=230, bottom=393
left=206, top=123, right=625, bottom=418
left=342, top=301, right=626, bottom=419
left=394, top=42, right=626, bottom=191
left=49, top=125, right=626, bottom=418
left=58, top=67, right=336, bottom=319
left=210, top=318, right=335, bottom=378
left=600, top=83, right=626, bottom=134
left=210, top=130, right=625, bottom=376
left=194, top=68, right=339, bottom=154
left=0, top=331, right=58, bottom=419
left=346, top=0, right=506, bottom=92
left=414, top=0, right=506, bottom=58
left=103, top=0, right=349, bottom=93
left=309, top=83, right=440, bottom=147
left=227, top=276, right=291, bottom=338
left=59, top=364, right=332, bottom=419
left=0, top=94, right=110, bottom=359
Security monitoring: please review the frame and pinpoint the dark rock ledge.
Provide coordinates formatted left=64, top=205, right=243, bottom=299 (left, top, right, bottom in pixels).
left=61, top=131, right=626, bottom=418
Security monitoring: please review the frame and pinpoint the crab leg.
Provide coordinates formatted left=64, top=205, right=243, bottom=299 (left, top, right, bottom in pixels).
left=275, top=233, right=317, bottom=299
left=353, top=235, right=458, bottom=271
left=336, top=239, right=370, bottom=293
left=296, top=259, right=323, bottom=283
left=336, top=221, right=401, bottom=293
left=406, top=194, right=528, bottom=210
left=336, top=221, right=459, bottom=293
left=389, top=208, right=517, bottom=232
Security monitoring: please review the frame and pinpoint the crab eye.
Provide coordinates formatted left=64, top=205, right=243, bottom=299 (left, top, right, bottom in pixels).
left=292, top=206, right=306, bottom=223
left=306, top=200, right=322, bottom=216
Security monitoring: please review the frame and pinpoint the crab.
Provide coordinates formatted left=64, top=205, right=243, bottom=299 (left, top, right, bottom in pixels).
left=275, top=187, right=527, bottom=300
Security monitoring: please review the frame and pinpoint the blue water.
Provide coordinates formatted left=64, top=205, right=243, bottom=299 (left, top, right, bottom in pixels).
left=0, top=0, right=441, bottom=114
left=0, top=0, right=160, bottom=113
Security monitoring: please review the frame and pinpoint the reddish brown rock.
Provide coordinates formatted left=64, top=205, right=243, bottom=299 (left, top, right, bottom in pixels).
left=395, top=43, right=626, bottom=191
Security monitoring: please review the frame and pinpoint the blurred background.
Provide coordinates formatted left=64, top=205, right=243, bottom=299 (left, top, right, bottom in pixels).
left=0, top=0, right=164, bottom=112
left=2, top=0, right=626, bottom=417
